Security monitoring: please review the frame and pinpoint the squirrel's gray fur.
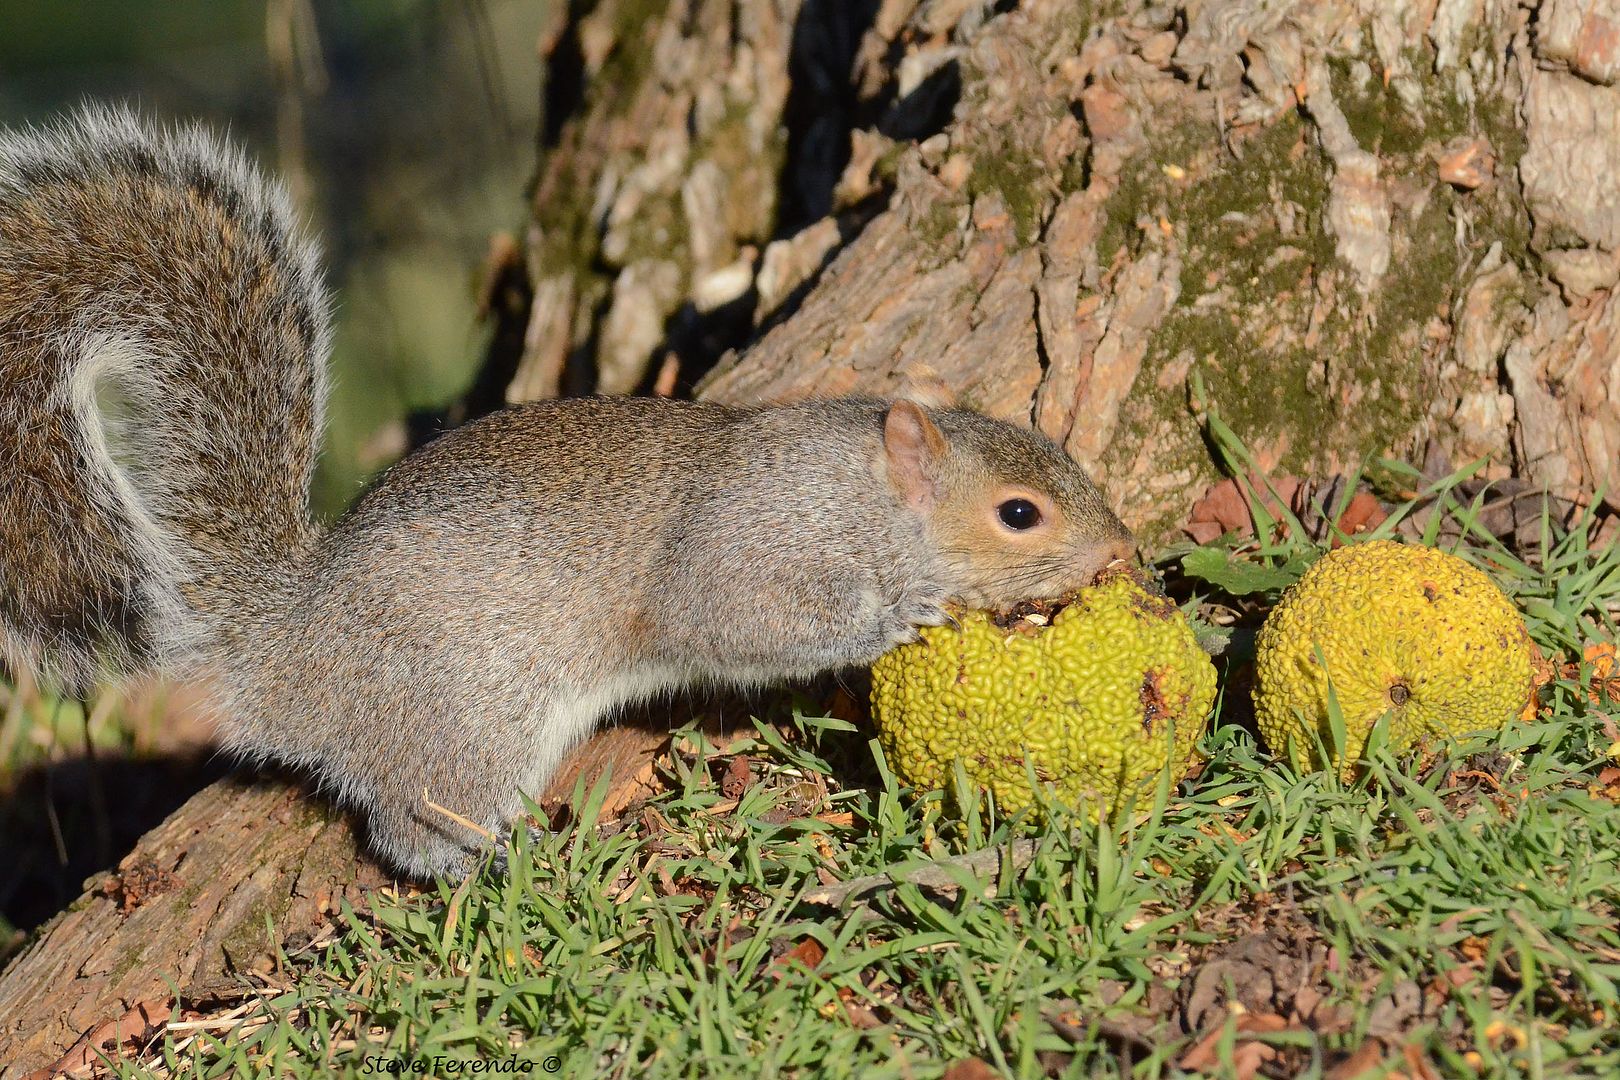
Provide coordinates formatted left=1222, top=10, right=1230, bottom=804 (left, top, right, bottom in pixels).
left=0, top=107, right=1135, bottom=879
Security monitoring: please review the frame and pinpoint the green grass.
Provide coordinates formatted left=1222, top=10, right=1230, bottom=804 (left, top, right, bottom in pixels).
left=20, top=396, right=1620, bottom=1078
left=128, top=688, right=1620, bottom=1078
left=110, top=462, right=1620, bottom=1078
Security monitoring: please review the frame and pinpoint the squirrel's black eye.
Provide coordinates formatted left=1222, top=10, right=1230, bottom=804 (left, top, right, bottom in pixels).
left=997, top=498, right=1042, bottom=530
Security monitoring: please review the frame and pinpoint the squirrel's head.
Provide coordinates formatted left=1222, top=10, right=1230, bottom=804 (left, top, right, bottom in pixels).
left=882, top=398, right=1136, bottom=608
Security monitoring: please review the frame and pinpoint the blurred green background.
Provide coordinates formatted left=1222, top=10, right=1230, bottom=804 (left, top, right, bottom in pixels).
left=1, top=0, right=548, bottom=514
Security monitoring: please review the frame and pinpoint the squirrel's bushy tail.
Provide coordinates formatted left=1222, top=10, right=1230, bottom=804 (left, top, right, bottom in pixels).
left=0, top=106, right=330, bottom=691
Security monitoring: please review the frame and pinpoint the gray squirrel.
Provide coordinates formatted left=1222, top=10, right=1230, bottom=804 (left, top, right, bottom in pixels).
left=0, top=107, right=1136, bottom=879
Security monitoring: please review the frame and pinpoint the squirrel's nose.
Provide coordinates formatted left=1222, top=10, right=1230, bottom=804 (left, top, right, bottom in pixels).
left=1075, top=534, right=1138, bottom=587
left=1104, top=534, right=1137, bottom=567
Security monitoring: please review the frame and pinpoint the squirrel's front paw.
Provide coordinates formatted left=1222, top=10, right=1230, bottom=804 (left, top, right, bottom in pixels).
left=902, top=601, right=955, bottom=629
left=851, top=586, right=954, bottom=659
left=885, top=590, right=956, bottom=642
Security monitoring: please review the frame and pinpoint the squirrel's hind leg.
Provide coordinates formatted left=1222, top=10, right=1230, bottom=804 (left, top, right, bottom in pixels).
left=346, top=684, right=624, bottom=881
left=355, top=767, right=524, bottom=881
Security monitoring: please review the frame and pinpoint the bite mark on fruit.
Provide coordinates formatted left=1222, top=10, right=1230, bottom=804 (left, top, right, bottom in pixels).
left=1141, top=667, right=1169, bottom=733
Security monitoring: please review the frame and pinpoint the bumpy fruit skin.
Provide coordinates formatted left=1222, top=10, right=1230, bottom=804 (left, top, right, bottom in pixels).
left=869, top=572, right=1217, bottom=820
left=1253, top=540, right=1533, bottom=775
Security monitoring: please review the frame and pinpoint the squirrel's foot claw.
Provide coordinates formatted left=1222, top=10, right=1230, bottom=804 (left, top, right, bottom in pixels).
left=894, top=593, right=954, bottom=630
left=492, top=823, right=554, bottom=878
left=488, top=844, right=512, bottom=879
left=875, top=591, right=955, bottom=652
left=471, top=822, right=552, bottom=881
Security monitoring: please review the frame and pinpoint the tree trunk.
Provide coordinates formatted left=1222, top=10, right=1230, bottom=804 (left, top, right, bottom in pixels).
left=495, top=0, right=1620, bottom=541
left=7, top=0, right=1619, bottom=1072
left=0, top=778, right=385, bottom=1076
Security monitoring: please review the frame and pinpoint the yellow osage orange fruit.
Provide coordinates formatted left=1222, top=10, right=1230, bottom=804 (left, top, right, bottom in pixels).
left=1254, top=540, right=1534, bottom=776
left=870, top=570, right=1216, bottom=820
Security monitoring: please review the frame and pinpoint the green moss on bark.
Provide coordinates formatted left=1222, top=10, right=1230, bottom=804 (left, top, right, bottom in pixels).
left=1096, top=38, right=1533, bottom=541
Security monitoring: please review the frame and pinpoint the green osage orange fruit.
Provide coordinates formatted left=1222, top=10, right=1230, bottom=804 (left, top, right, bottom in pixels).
left=869, top=569, right=1217, bottom=820
left=1253, top=540, right=1534, bottom=776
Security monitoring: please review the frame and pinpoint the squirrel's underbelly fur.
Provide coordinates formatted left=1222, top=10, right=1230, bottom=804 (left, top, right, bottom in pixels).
left=217, top=633, right=692, bottom=878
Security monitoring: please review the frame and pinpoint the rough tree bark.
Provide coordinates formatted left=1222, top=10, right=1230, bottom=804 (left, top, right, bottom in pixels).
left=502, top=0, right=1620, bottom=539
left=5, top=0, right=1618, bottom=1072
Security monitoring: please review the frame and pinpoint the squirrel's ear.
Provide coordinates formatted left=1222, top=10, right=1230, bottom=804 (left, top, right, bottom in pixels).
left=883, top=399, right=949, bottom=511
left=895, top=365, right=956, bottom=410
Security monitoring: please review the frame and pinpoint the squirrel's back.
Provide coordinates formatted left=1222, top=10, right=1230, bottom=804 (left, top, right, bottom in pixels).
left=0, top=105, right=1140, bottom=882
left=0, top=106, right=330, bottom=690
